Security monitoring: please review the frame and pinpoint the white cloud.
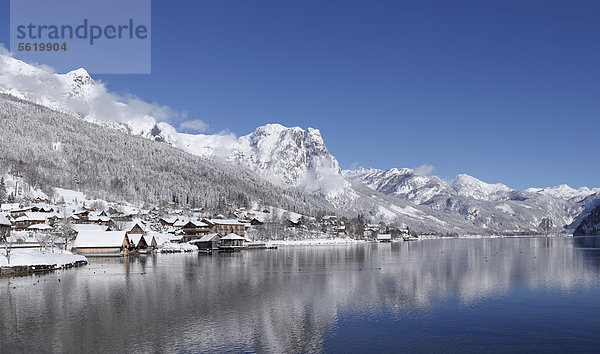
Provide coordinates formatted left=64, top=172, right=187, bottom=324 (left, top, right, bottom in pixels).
left=350, top=161, right=361, bottom=169
left=414, top=164, right=435, bottom=176
left=179, top=119, right=209, bottom=133
left=0, top=44, right=184, bottom=125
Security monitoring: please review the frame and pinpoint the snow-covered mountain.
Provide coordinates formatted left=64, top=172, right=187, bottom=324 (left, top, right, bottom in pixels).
left=343, top=168, right=515, bottom=203
left=2, top=52, right=600, bottom=234
left=0, top=54, right=351, bottom=198
left=344, top=166, right=600, bottom=234
left=574, top=204, right=600, bottom=235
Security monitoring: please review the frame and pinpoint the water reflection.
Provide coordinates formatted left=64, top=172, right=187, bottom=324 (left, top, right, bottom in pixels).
left=1, top=237, right=600, bottom=352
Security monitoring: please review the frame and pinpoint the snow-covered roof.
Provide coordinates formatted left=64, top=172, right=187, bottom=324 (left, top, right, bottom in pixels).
left=0, top=214, right=11, bottom=226
left=72, top=224, right=108, bottom=233
left=160, top=217, right=178, bottom=224
left=377, top=234, right=392, bottom=240
left=197, top=233, right=220, bottom=242
left=74, top=231, right=128, bottom=248
left=28, top=224, right=53, bottom=230
left=173, top=218, right=188, bottom=227
left=128, top=233, right=147, bottom=246
left=143, top=234, right=156, bottom=245
left=221, top=233, right=245, bottom=240
left=1, top=203, right=20, bottom=212
left=203, top=219, right=245, bottom=226
left=89, top=215, right=112, bottom=222
left=123, top=219, right=149, bottom=232
left=184, top=220, right=209, bottom=227
left=15, top=212, right=57, bottom=221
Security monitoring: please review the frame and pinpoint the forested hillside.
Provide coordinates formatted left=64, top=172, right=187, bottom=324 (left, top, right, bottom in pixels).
left=0, top=94, right=334, bottom=215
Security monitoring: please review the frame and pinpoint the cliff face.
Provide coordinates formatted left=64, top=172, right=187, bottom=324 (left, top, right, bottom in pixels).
left=574, top=204, right=600, bottom=236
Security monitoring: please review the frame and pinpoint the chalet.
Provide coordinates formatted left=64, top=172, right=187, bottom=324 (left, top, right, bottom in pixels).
left=285, top=218, right=302, bottom=228
left=322, top=215, right=338, bottom=226
left=34, top=197, right=49, bottom=204
left=31, top=204, right=55, bottom=213
left=173, top=218, right=188, bottom=229
left=143, top=234, right=158, bottom=249
left=159, top=217, right=178, bottom=228
left=129, top=233, right=149, bottom=250
left=181, top=220, right=210, bottom=241
left=0, top=214, right=11, bottom=232
left=73, top=231, right=130, bottom=256
left=191, top=233, right=221, bottom=250
left=219, top=233, right=245, bottom=249
left=376, top=234, right=392, bottom=243
left=124, top=220, right=149, bottom=237
left=250, top=217, right=264, bottom=226
left=13, top=212, right=58, bottom=231
left=111, top=212, right=136, bottom=222
left=88, top=214, right=114, bottom=226
left=68, top=215, right=81, bottom=224
left=202, top=219, right=247, bottom=236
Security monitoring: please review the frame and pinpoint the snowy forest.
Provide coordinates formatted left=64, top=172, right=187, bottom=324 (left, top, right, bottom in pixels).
left=0, top=94, right=335, bottom=216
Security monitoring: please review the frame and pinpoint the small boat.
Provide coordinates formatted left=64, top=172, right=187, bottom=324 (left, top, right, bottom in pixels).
left=402, top=235, right=420, bottom=241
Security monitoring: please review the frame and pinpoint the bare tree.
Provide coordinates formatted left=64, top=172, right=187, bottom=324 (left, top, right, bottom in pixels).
left=0, top=226, right=11, bottom=264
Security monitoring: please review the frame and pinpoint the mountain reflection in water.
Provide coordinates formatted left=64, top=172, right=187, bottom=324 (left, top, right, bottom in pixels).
left=2, top=237, right=600, bottom=352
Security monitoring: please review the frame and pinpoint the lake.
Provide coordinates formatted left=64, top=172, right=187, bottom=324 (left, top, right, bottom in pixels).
left=2, top=237, right=600, bottom=353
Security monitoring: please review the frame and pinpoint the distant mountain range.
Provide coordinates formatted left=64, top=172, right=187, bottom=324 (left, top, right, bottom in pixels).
left=1, top=53, right=599, bottom=234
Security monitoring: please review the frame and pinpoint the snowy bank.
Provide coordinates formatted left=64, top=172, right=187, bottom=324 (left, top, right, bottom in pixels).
left=266, top=238, right=365, bottom=247
left=158, top=242, right=198, bottom=253
left=1, top=249, right=87, bottom=275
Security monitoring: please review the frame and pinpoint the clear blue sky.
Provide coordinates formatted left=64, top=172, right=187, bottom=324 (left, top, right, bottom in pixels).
left=1, top=0, right=599, bottom=189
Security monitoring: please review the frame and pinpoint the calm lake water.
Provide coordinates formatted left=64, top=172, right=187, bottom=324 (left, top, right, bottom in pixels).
left=2, top=237, right=600, bottom=353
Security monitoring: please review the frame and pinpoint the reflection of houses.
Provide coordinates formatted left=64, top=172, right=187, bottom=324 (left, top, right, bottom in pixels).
left=73, top=231, right=130, bottom=256
left=202, top=219, right=247, bottom=236
left=191, top=233, right=221, bottom=250
left=181, top=220, right=210, bottom=241
left=219, top=233, right=245, bottom=249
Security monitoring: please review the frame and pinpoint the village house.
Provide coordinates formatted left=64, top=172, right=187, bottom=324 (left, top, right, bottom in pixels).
left=128, top=233, right=156, bottom=253
left=73, top=230, right=131, bottom=256
left=191, top=233, right=221, bottom=250
left=219, top=233, right=245, bottom=249
left=123, top=220, right=149, bottom=238
left=13, top=212, right=58, bottom=231
left=88, top=214, right=114, bottom=227
left=202, top=219, right=248, bottom=236
left=376, top=234, right=392, bottom=243
left=0, top=214, right=11, bottom=233
left=181, top=220, right=210, bottom=241
left=159, top=217, right=178, bottom=228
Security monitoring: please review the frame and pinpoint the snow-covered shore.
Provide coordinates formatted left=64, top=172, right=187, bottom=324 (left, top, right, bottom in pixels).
left=1, top=249, right=87, bottom=268
left=266, top=238, right=366, bottom=247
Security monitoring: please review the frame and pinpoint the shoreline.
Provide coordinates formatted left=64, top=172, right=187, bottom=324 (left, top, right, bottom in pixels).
left=0, top=249, right=88, bottom=277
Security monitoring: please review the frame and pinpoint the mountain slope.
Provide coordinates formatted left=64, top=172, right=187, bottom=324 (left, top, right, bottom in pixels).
left=344, top=167, right=596, bottom=234
left=574, top=204, right=600, bottom=236
left=0, top=93, right=334, bottom=215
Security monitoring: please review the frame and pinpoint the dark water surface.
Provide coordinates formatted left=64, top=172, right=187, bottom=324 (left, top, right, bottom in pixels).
left=2, top=237, right=600, bottom=353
